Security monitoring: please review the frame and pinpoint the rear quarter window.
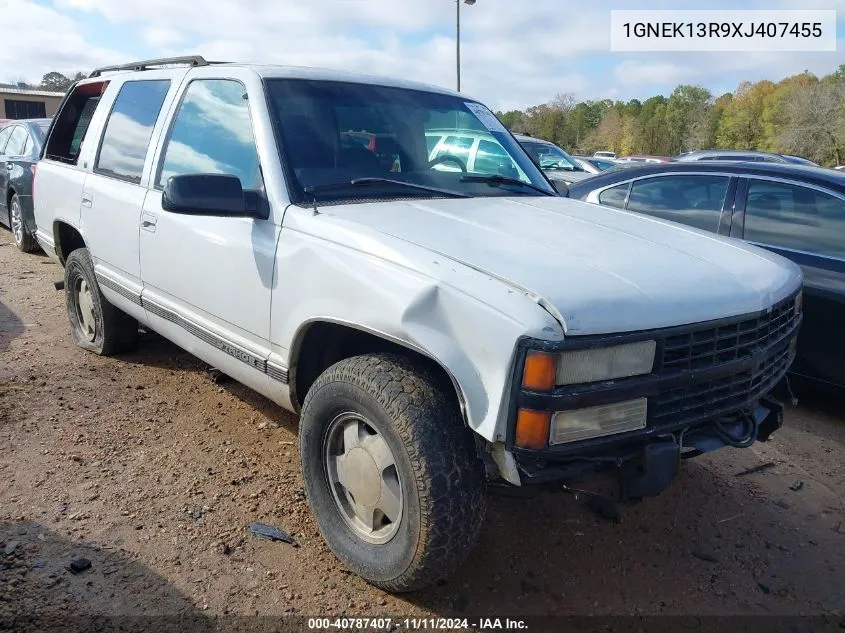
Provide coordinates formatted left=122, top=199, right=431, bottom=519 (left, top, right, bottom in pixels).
left=44, top=81, right=109, bottom=164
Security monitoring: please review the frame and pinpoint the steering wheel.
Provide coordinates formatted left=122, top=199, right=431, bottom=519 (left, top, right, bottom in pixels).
left=429, top=154, right=467, bottom=173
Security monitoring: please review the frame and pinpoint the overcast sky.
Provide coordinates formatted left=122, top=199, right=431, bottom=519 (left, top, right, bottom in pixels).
left=2, top=0, right=843, bottom=111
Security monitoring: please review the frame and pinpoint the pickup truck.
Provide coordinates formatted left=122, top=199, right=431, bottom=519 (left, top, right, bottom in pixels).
left=33, top=56, right=803, bottom=592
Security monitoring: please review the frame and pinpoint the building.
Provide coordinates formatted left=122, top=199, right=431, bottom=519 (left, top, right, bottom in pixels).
left=0, top=86, right=65, bottom=120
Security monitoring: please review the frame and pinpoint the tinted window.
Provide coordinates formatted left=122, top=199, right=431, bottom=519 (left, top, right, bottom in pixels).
left=0, top=126, right=14, bottom=154
left=475, top=139, right=518, bottom=178
left=45, top=81, right=109, bottom=164
left=158, top=79, right=260, bottom=189
left=598, top=183, right=629, bottom=209
left=626, top=175, right=730, bottom=232
left=5, top=126, right=27, bottom=155
left=96, top=80, right=170, bottom=183
left=744, top=180, right=845, bottom=259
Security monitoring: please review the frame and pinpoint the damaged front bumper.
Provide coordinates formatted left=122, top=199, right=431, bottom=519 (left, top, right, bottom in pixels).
left=505, top=291, right=801, bottom=500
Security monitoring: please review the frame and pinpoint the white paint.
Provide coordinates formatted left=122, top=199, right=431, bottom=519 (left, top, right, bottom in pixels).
left=34, top=63, right=804, bottom=483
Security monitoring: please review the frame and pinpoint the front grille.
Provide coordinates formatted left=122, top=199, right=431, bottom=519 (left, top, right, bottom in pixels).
left=661, top=293, right=798, bottom=372
left=652, top=341, right=793, bottom=426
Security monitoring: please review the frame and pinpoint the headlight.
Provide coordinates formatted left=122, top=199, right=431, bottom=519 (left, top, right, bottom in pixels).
left=556, top=340, right=656, bottom=386
left=550, top=398, right=647, bottom=445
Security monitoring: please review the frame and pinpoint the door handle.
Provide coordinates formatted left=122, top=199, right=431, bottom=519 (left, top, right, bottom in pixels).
left=81, top=193, right=92, bottom=208
left=141, top=213, right=157, bottom=232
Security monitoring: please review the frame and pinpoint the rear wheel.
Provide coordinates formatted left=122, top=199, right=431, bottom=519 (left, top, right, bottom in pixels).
left=64, top=248, right=138, bottom=355
left=9, top=194, right=36, bottom=253
left=299, top=353, right=486, bottom=592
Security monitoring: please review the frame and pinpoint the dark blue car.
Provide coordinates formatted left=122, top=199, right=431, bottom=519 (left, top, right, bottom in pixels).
left=566, top=161, right=845, bottom=391
left=0, top=118, right=51, bottom=252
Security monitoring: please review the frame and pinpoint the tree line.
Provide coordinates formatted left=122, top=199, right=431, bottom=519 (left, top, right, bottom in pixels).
left=8, top=71, right=87, bottom=92
left=496, top=65, right=845, bottom=167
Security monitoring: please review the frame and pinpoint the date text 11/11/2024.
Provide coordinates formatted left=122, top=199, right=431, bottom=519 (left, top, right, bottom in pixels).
left=307, top=618, right=529, bottom=630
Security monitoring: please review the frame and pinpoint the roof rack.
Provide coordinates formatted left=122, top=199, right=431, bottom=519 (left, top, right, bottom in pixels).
left=89, top=55, right=224, bottom=78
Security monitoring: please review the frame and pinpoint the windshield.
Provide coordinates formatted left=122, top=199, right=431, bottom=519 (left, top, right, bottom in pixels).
left=265, top=79, right=554, bottom=204
left=520, top=141, right=584, bottom=172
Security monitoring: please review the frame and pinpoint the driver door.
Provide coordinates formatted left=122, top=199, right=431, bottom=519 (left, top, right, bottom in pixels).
left=139, top=69, right=280, bottom=396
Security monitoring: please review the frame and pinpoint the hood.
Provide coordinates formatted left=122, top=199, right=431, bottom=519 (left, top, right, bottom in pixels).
left=325, top=196, right=802, bottom=336
left=544, top=170, right=595, bottom=184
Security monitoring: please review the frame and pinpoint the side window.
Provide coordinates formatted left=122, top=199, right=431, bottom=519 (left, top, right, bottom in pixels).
left=22, top=133, right=32, bottom=156
left=158, top=79, right=260, bottom=189
left=626, top=175, right=730, bottom=232
left=5, top=126, right=28, bottom=156
left=598, top=183, right=629, bottom=209
left=744, top=180, right=845, bottom=259
left=95, top=80, right=170, bottom=184
left=474, top=139, right=518, bottom=178
left=44, top=81, right=109, bottom=164
left=0, top=126, right=14, bottom=155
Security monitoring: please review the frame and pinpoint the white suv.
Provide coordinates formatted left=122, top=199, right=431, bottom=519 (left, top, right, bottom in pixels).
left=34, top=56, right=803, bottom=592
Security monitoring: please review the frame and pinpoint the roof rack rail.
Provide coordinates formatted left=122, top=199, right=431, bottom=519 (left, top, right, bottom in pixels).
left=89, top=55, right=223, bottom=78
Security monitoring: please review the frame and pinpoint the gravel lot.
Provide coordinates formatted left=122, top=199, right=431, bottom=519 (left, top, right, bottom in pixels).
left=1, top=228, right=843, bottom=627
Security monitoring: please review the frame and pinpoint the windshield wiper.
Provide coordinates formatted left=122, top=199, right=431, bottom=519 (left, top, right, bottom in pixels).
left=460, top=174, right=555, bottom=196
left=303, top=177, right=469, bottom=205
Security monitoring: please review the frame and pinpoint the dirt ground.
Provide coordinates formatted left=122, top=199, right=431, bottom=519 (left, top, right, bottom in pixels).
left=1, top=228, right=844, bottom=627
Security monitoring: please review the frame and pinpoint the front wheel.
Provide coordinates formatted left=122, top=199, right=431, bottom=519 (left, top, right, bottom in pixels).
left=299, top=354, right=486, bottom=592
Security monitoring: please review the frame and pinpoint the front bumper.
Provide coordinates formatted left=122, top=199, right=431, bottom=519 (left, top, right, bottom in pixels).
left=507, top=290, right=802, bottom=495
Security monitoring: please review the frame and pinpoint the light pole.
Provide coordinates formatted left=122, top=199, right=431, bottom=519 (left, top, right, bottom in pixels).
left=456, top=0, right=476, bottom=92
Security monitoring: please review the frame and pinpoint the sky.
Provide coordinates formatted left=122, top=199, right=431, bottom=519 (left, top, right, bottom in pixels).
left=1, top=0, right=843, bottom=112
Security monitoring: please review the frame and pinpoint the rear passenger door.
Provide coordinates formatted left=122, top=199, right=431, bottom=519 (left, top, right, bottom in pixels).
left=82, top=73, right=185, bottom=308
left=738, top=177, right=845, bottom=385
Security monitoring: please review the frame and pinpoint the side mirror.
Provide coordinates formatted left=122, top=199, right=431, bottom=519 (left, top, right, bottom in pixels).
left=552, top=181, right=569, bottom=196
left=162, top=174, right=263, bottom=218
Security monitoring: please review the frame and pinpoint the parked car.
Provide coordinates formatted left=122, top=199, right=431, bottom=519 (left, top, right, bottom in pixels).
left=425, top=128, right=529, bottom=181
left=593, top=150, right=616, bottom=159
left=566, top=161, right=843, bottom=390
left=35, top=56, right=801, bottom=592
left=0, top=118, right=51, bottom=251
left=677, top=149, right=794, bottom=164
left=573, top=155, right=617, bottom=171
left=617, top=155, right=672, bottom=164
left=514, top=134, right=597, bottom=184
left=781, top=155, right=820, bottom=167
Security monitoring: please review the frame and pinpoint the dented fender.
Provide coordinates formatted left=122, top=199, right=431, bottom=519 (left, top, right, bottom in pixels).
left=270, top=207, right=564, bottom=449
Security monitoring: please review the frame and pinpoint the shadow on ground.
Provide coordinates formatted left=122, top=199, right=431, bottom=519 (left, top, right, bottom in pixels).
left=118, top=331, right=298, bottom=433
left=402, top=455, right=844, bottom=616
left=0, top=298, right=24, bottom=354
left=0, top=521, right=213, bottom=632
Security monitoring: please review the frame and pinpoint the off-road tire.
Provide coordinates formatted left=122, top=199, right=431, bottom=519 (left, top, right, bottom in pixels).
left=10, top=194, right=37, bottom=253
left=64, top=248, right=138, bottom=355
left=299, top=353, right=486, bottom=592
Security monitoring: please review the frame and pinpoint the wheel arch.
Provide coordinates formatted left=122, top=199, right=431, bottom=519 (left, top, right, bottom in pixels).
left=289, top=318, right=470, bottom=427
left=53, top=220, right=86, bottom=265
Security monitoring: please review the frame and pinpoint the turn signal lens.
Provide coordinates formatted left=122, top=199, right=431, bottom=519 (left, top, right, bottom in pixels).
left=522, top=351, right=557, bottom=391
left=515, top=409, right=551, bottom=450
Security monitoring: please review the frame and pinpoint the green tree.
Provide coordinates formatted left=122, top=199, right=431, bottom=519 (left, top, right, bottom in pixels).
left=39, top=71, right=73, bottom=91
